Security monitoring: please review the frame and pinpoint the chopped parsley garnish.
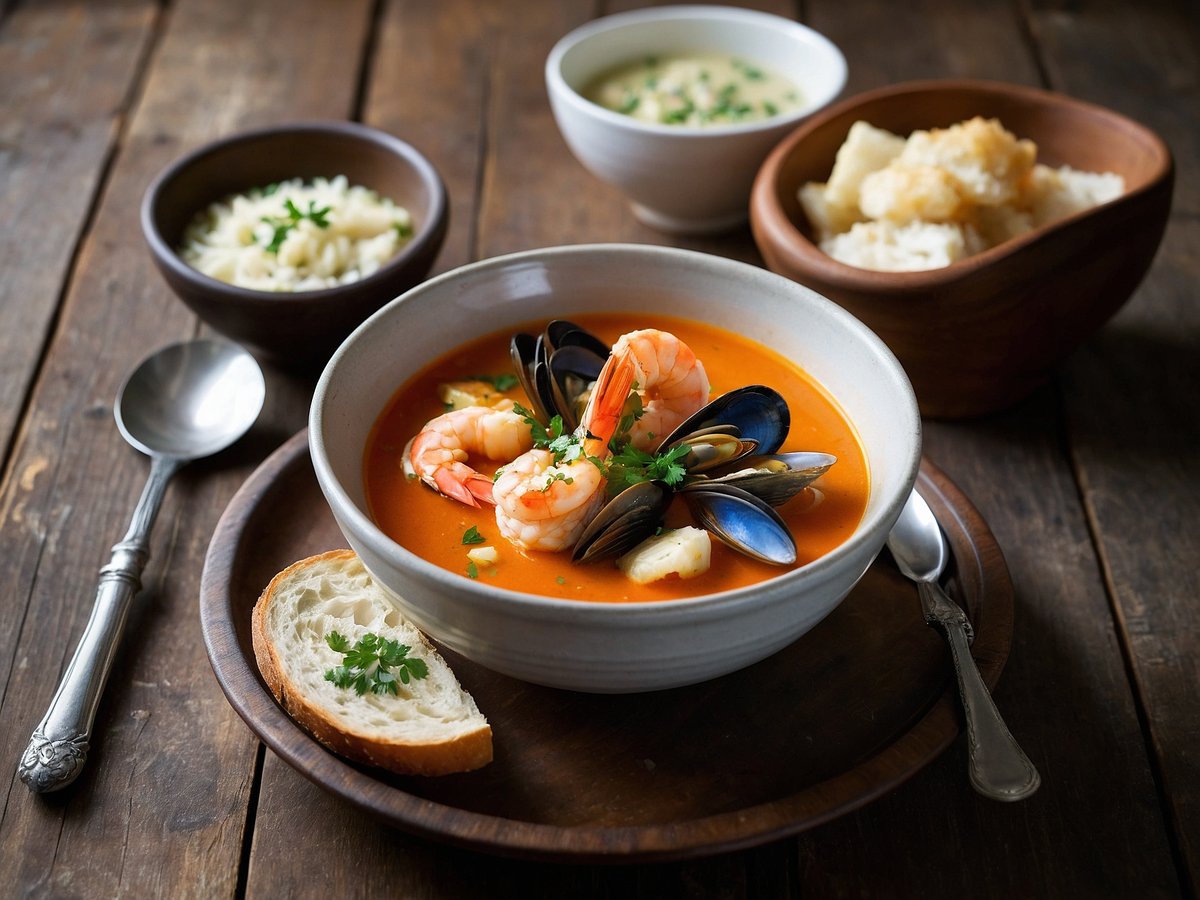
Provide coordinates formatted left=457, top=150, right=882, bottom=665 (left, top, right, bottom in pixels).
left=513, top=402, right=566, bottom=447
left=512, top=402, right=606, bottom=474
left=733, top=59, right=764, bottom=80
left=323, top=631, right=428, bottom=695
left=466, top=560, right=479, bottom=579
left=260, top=197, right=332, bottom=253
left=612, top=392, right=645, bottom=446
left=663, top=101, right=696, bottom=124
left=606, top=443, right=690, bottom=492
left=462, top=525, right=485, bottom=545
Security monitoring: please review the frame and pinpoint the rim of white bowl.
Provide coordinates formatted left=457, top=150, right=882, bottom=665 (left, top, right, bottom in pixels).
left=310, top=243, right=920, bottom=621
left=545, top=5, right=848, bottom=138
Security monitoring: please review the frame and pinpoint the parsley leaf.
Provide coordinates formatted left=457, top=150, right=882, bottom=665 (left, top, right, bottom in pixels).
left=513, top=403, right=606, bottom=471
left=323, top=631, right=428, bottom=695
left=513, top=403, right=565, bottom=448
left=462, top=525, right=485, bottom=545
left=606, top=443, right=691, bottom=492
left=259, top=196, right=333, bottom=253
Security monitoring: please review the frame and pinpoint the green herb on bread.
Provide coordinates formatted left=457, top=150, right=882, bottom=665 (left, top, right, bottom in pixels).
left=324, top=631, right=429, bottom=695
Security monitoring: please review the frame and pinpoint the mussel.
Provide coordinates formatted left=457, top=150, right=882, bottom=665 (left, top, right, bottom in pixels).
left=510, top=319, right=607, bottom=431
left=683, top=485, right=797, bottom=566
left=657, top=385, right=790, bottom=466
left=569, top=384, right=837, bottom=566
left=572, top=480, right=672, bottom=563
left=682, top=451, right=837, bottom=507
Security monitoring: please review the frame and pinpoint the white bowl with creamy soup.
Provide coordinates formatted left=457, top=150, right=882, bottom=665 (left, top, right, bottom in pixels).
left=310, top=244, right=920, bottom=693
left=545, top=6, right=846, bottom=234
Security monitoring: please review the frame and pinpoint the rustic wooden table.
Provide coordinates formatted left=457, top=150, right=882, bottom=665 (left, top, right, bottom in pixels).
left=2, top=1, right=1196, bottom=897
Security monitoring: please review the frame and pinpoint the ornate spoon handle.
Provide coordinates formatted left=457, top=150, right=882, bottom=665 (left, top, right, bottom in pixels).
left=919, top=581, right=1041, bottom=801
left=19, top=456, right=180, bottom=793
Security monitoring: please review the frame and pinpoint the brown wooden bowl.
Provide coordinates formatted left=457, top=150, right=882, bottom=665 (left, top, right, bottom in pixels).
left=749, top=79, right=1173, bottom=418
left=141, top=121, right=448, bottom=371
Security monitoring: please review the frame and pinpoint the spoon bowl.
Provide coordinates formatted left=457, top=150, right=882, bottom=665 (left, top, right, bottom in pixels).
left=887, top=487, right=948, bottom=585
left=19, top=339, right=264, bottom=793
left=116, top=339, right=266, bottom=459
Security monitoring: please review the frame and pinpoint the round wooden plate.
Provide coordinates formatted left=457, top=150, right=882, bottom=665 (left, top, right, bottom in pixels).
left=200, top=430, right=1013, bottom=863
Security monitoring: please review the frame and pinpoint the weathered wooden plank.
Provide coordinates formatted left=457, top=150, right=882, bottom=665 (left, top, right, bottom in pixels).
left=777, top=0, right=1185, bottom=896
left=0, top=0, right=372, bottom=896
left=1027, top=0, right=1200, bottom=893
left=0, top=0, right=158, bottom=464
left=361, top=0, right=495, bottom=273
left=791, top=398, right=1180, bottom=898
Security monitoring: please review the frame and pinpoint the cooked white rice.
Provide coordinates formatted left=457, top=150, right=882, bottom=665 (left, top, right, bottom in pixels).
left=179, top=175, right=414, bottom=292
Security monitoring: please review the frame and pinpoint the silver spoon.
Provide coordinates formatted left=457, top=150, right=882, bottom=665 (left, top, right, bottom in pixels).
left=18, top=339, right=265, bottom=793
left=887, top=488, right=1041, bottom=801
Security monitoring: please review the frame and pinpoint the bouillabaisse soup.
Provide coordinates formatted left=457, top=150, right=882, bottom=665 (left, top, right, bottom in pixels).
left=364, top=314, right=869, bottom=603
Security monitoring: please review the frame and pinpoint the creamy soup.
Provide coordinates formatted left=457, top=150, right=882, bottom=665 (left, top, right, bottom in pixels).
left=364, top=314, right=868, bottom=603
left=583, top=53, right=802, bottom=127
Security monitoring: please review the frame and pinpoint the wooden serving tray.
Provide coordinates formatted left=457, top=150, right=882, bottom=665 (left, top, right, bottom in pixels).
left=200, top=430, right=1013, bottom=863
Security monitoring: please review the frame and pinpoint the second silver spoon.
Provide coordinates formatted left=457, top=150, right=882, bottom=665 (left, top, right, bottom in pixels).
left=887, top=488, right=1041, bottom=802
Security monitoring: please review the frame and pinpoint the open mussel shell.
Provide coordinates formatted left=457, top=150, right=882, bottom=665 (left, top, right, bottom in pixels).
left=511, top=322, right=608, bottom=430
left=510, top=332, right=552, bottom=423
left=545, top=319, right=609, bottom=358
left=660, top=386, right=790, bottom=461
left=572, top=480, right=672, bottom=563
left=687, top=451, right=838, bottom=507
left=684, top=484, right=797, bottom=566
left=548, top=344, right=606, bottom=430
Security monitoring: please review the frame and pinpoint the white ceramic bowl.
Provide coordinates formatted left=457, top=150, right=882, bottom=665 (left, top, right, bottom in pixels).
left=545, top=6, right=846, bottom=235
left=310, top=244, right=920, bottom=693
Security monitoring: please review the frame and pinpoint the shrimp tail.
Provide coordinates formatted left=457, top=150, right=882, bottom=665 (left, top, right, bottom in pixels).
left=581, top=348, right=637, bottom=446
left=433, top=466, right=496, bottom=507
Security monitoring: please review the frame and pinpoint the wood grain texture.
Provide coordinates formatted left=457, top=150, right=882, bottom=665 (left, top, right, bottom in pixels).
left=364, top=0, right=494, bottom=273
left=782, top=0, right=1185, bottom=896
left=1028, top=0, right=1200, bottom=893
left=0, top=0, right=371, bottom=896
left=0, top=0, right=158, bottom=456
left=0, top=0, right=1195, bottom=896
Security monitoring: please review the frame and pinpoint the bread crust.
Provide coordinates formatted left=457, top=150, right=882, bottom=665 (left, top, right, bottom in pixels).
left=251, top=549, right=492, bottom=776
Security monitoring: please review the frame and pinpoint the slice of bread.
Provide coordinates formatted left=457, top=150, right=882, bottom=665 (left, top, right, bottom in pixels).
left=251, top=549, right=492, bottom=775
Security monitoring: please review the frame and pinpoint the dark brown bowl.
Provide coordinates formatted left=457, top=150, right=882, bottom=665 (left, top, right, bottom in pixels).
left=141, top=121, right=449, bottom=370
left=750, top=79, right=1173, bottom=418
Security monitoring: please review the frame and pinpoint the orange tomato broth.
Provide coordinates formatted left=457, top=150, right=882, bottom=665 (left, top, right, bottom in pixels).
left=364, top=313, right=869, bottom=603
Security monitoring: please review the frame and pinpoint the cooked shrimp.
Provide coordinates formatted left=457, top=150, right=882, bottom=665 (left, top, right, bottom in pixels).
left=493, top=347, right=636, bottom=552
left=612, top=329, right=710, bottom=451
left=407, top=399, right=533, bottom=508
